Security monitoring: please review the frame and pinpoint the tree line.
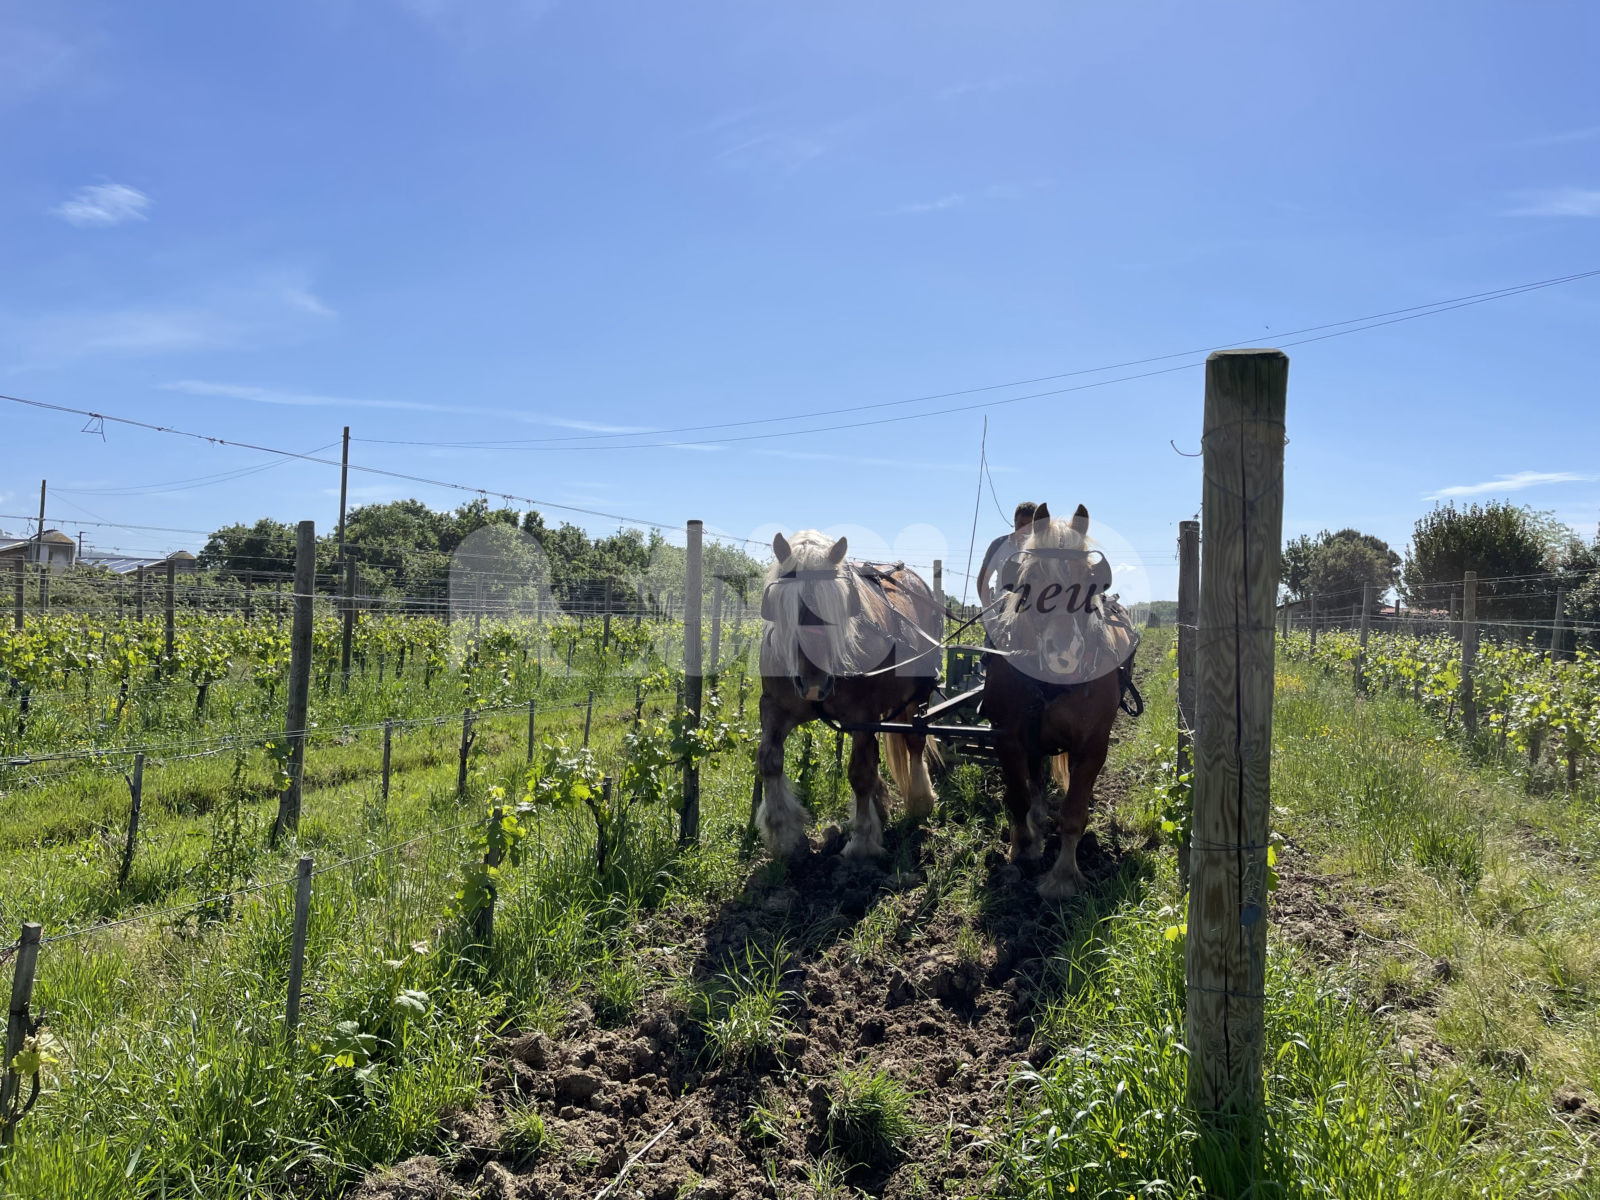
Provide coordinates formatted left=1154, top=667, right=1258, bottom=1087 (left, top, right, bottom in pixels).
left=197, top=499, right=766, bottom=612
left=1281, top=500, right=1599, bottom=648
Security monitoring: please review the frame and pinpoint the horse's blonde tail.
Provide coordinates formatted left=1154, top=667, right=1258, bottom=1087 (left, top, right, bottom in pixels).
left=883, top=733, right=912, bottom=801
left=1050, top=752, right=1071, bottom=794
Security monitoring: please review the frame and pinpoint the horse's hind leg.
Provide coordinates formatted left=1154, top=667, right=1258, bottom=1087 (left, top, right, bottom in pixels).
left=756, top=694, right=808, bottom=857
left=843, top=731, right=890, bottom=858
left=1038, top=738, right=1108, bottom=900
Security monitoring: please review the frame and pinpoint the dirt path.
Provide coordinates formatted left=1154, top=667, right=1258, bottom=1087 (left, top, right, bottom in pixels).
left=352, top=764, right=1152, bottom=1200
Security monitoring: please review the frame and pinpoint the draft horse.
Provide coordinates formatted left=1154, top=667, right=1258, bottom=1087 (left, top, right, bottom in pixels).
left=982, top=503, right=1141, bottom=898
left=756, top=530, right=944, bottom=860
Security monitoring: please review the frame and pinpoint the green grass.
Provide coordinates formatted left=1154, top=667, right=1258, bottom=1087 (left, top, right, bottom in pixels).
left=1, top=623, right=1595, bottom=1198
left=821, top=1064, right=920, bottom=1167
left=693, top=940, right=795, bottom=1065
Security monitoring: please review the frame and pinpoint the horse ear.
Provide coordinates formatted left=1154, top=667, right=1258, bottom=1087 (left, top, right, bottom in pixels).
left=773, top=532, right=791, bottom=562
left=1033, top=503, right=1050, bottom=523
left=828, top=536, right=849, bottom=565
left=1071, top=504, right=1090, bottom=534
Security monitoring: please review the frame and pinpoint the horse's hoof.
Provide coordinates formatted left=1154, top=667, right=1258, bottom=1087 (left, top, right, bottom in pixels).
left=1009, top=834, right=1043, bottom=864
left=904, top=793, right=937, bottom=821
left=1037, top=870, right=1083, bottom=900
left=842, top=835, right=885, bottom=860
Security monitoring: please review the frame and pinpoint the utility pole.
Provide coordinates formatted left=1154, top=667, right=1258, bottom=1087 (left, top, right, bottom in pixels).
left=34, top=480, right=46, bottom=565
left=336, top=426, right=350, bottom=563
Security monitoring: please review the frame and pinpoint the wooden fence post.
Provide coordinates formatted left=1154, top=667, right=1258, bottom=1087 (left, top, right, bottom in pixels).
left=10, top=559, right=21, bottom=631
left=932, top=559, right=944, bottom=643
left=118, top=753, right=144, bottom=888
left=595, top=778, right=613, bottom=871
left=1308, top=592, right=1317, bottom=654
left=273, top=521, right=316, bottom=846
left=1176, top=520, right=1199, bottom=785
left=1393, top=594, right=1402, bottom=637
left=526, top=698, right=537, bottom=764
left=37, top=563, right=47, bottom=613
left=164, top=559, right=177, bottom=664
left=1186, top=348, right=1286, bottom=1123
left=457, top=709, right=477, bottom=798
left=135, top=564, right=145, bottom=623
left=1450, top=588, right=1461, bottom=642
left=681, top=519, right=704, bottom=844
left=1356, top=583, right=1372, bottom=691
left=1461, top=571, right=1477, bottom=734
left=582, top=691, right=595, bottom=748
left=381, top=720, right=393, bottom=802
left=1552, top=587, right=1566, bottom=661
left=0, top=922, right=43, bottom=1147
left=709, top=575, right=725, bottom=678
left=340, top=558, right=356, bottom=692
left=284, top=856, right=313, bottom=1045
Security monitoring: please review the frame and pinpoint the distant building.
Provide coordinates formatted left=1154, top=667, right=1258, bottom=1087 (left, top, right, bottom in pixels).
left=77, top=549, right=198, bottom=575
left=0, top=529, right=77, bottom=573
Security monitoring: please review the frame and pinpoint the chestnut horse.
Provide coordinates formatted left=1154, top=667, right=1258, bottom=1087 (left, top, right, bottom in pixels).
left=757, top=530, right=943, bottom=860
left=981, top=503, right=1140, bottom=898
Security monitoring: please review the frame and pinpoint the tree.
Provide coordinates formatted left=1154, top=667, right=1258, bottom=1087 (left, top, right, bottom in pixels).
left=197, top=518, right=297, bottom=578
left=1280, top=528, right=1399, bottom=610
left=1402, top=502, right=1553, bottom=623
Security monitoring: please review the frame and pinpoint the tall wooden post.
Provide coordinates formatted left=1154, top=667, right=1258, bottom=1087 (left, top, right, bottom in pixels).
left=32, top=480, right=46, bottom=566
left=10, top=559, right=21, bottom=631
left=681, top=519, right=704, bottom=843
left=0, top=922, right=42, bottom=1147
left=381, top=720, right=393, bottom=802
left=1176, top=520, right=1199, bottom=781
left=709, top=575, right=725, bottom=678
left=457, top=709, right=477, bottom=798
left=118, top=753, right=145, bottom=888
left=1308, top=593, right=1317, bottom=654
left=1461, top=571, right=1477, bottom=734
left=1450, top=589, right=1461, bottom=642
left=1356, top=583, right=1372, bottom=691
left=932, top=559, right=944, bottom=643
left=135, top=564, right=145, bottom=622
left=526, top=698, right=537, bottom=764
left=1186, top=349, right=1286, bottom=1122
left=340, top=557, right=356, bottom=691
left=336, top=425, right=350, bottom=563
left=1551, top=587, right=1566, bottom=661
left=284, top=855, right=313, bottom=1045
left=1393, top=594, right=1402, bottom=636
left=273, top=521, right=316, bottom=845
left=164, top=559, right=177, bottom=664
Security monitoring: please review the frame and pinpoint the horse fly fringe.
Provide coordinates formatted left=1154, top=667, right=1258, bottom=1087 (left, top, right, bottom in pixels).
left=883, top=733, right=912, bottom=801
left=1050, top=752, right=1071, bottom=793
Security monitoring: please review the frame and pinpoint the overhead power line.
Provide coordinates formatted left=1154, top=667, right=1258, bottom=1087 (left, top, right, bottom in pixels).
left=355, top=267, right=1600, bottom=451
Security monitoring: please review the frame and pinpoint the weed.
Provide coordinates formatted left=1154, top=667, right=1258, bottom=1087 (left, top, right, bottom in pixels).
left=498, top=1100, right=554, bottom=1162
left=695, top=941, right=794, bottom=1065
left=821, top=1065, right=919, bottom=1167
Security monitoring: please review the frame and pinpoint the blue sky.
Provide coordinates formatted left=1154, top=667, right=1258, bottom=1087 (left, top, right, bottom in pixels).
left=2, top=0, right=1597, bottom=601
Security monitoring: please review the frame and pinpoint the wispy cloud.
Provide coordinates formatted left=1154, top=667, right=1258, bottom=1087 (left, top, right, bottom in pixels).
left=895, top=193, right=967, bottom=215
left=161, top=381, right=659, bottom=435
left=0, top=18, right=82, bottom=106
left=1521, top=124, right=1600, bottom=147
left=889, top=182, right=1031, bottom=217
left=53, top=183, right=150, bottom=227
left=1427, top=471, right=1594, bottom=500
left=281, top=286, right=336, bottom=318
left=1506, top=187, right=1600, bottom=217
left=937, top=76, right=1018, bottom=101
left=754, top=448, right=987, bottom=472
left=164, top=380, right=464, bottom=414
left=6, top=272, right=335, bottom=364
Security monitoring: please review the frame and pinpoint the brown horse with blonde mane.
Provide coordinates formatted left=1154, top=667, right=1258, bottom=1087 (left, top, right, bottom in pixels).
left=982, top=503, right=1140, bottom=898
left=756, top=530, right=943, bottom=860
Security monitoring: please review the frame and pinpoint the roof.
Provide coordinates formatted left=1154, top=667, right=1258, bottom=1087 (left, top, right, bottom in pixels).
left=78, top=554, right=166, bottom=575
left=40, top=529, right=75, bottom=545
